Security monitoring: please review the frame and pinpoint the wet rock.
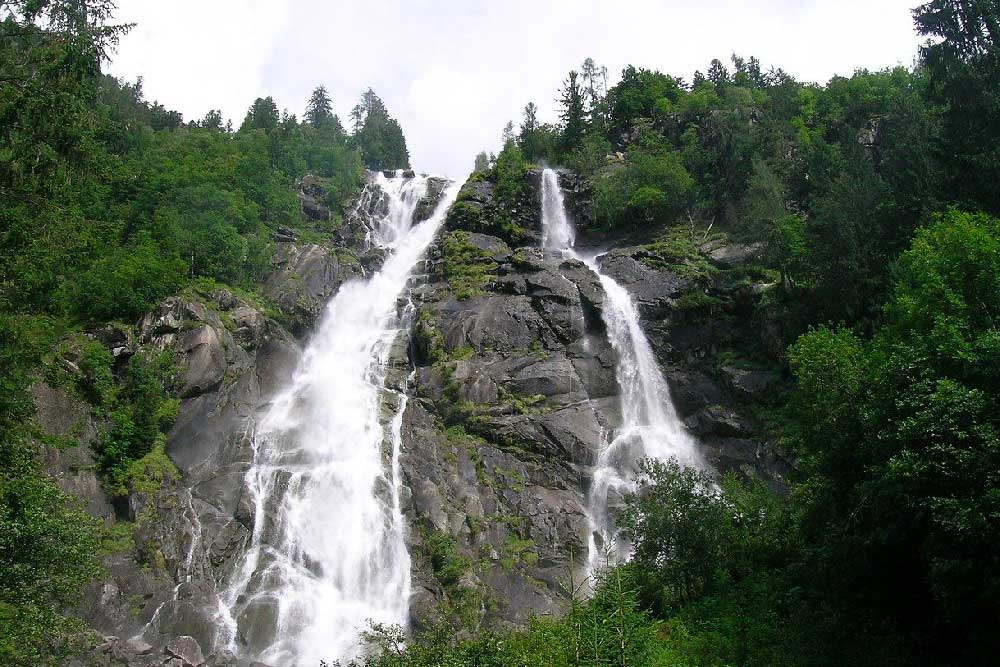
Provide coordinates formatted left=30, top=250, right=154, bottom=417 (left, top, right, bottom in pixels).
left=413, top=176, right=450, bottom=222
left=264, top=243, right=360, bottom=336
left=598, top=249, right=689, bottom=318
left=205, top=650, right=238, bottom=667
left=236, top=596, right=279, bottom=656
left=125, top=638, right=154, bottom=655
left=684, top=404, right=753, bottom=438
left=401, top=236, right=613, bottom=626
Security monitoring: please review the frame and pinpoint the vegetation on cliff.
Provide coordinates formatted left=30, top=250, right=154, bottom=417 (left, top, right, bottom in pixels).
left=412, top=1, right=1000, bottom=665
left=0, top=1, right=411, bottom=662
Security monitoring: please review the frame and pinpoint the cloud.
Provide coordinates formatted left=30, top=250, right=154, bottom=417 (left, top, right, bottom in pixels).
left=108, top=0, right=922, bottom=176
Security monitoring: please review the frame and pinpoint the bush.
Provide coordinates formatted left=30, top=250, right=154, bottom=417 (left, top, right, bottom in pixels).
left=66, top=233, right=186, bottom=323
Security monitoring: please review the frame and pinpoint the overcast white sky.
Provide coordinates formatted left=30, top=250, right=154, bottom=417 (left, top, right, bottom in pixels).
left=107, top=1, right=924, bottom=178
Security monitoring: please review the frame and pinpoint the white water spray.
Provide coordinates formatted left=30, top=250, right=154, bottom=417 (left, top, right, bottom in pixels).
left=539, top=168, right=702, bottom=574
left=219, top=172, right=461, bottom=667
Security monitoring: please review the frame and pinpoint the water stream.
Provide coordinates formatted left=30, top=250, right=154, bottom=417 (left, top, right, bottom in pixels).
left=539, top=168, right=702, bottom=575
left=218, top=171, right=461, bottom=666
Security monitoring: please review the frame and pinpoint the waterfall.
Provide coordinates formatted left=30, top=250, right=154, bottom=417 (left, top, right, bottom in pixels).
left=538, top=168, right=702, bottom=574
left=219, top=171, right=462, bottom=667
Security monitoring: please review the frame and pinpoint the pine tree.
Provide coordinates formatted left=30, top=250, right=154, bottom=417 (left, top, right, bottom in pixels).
left=581, top=57, right=608, bottom=128
left=304, top=85, right=335, bottom=129
left=502, top=120, right=516, bottom=146
left=473, top=151, right=490, bottom=172
left=707, top=58, right=731, bottom=90
left=559, top=70, right=586, bottom=154
left=350, top=88, right=410, bottom=170
left=240, top=96, right=280, bottom=132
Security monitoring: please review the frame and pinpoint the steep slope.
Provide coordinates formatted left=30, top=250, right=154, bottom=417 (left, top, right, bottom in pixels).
left=47, top=165, right=790, bottom=667
left=394, top=166, right=791, bottom=631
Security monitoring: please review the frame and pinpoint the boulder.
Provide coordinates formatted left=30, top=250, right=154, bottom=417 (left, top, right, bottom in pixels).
left=177, top=326, right=227, bottom=398
left=698, top=238, right=763, bottom=267
left=684, top=404, right=753, bottom=438
left=719, top=365, right=779, bottom=400
left=91, top=324, right=133, bottom=359
left=299, top=192, right=331, bottom=221
left=263, top=243, right=360, bottom=335
left=138, top=298, right=213, bottom=341
left=165, top=635, right=204, bottom=666
left=230, top=305, right=266, bottom=348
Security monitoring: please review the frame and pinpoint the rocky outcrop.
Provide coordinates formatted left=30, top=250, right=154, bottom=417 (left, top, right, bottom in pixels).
left=398, top=232, right=619, bottom=628
left=34, top=381, right=113, bottom=519
left=298, top=175, right=331, bottom=222
left=595, top=240, right=793, bottom=488
left=263, top=242, right=361, bottom=336
left=62, top=284, right=302, bottom=665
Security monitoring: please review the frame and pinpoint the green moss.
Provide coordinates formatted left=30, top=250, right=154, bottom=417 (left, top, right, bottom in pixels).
left=674, top=290, right=724, bottom=311
left=498, top=385, right=546, bottom=415
left=99, top=521, right=136, bottom=556
left=437, top=363, right=478, bottom=427
left=111, top=434, right=180, bottom=496
left=451, top=344, right=475, bottom=361
left=446, top=200, right=486, bottom=232
left=414, top=310, right=446, bottom=364
left=441, top=231, right=494, bottom=300
left=639, top=226, right=717, bottom=282
left=499, top=536, right=538, bottom=571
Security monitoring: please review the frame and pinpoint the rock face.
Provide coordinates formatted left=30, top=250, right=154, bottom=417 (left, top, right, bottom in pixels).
left=399, top=236, right=619, bottom=627
left=60, top=168, right=792, bottom=663
left=34, top=381, right=112, bottom=519
left=71, top=286, right=300, bottom=661
left=595, top=242, right=793, bottom=486
left=263, top=242, right=361, bottom=336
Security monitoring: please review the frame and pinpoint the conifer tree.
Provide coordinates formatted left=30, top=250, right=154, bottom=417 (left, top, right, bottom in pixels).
left=304, top=85, right=335, bottom=129
left=350, top=88, right=410, bottom=170
left=559, top=70, right=586, bottom=154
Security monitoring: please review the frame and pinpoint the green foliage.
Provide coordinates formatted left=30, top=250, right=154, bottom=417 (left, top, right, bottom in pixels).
left=95, top=351, right=178, bottom=497
left=606, top=65, right=683, bottom=132
left=0, top=315, right=100, bottom=667
left=593, top=128, right=693, bottom=230
left=350, top=88, right=410, bottom=170
left=638, top=226, right=715, bottom=281
left=423, top=529, right=470, bottom=587
left=0, top=474, right=101, bottom=667
left=65, top=232, right=187, bottom=322
left=558, top=71, right=587, bottom=154
left=787, top=210, right=1000, bottom=662
left=914, top=0, right=1000, bottom=214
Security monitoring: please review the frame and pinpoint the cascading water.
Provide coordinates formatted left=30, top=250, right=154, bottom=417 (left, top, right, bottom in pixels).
left=219, top=171, right=461, bottom=667
left=539, top=168, right=702, bottom=575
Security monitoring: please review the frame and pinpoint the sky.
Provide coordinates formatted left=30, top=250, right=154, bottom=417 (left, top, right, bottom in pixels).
left=107, top=0, right=925, bottom=178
